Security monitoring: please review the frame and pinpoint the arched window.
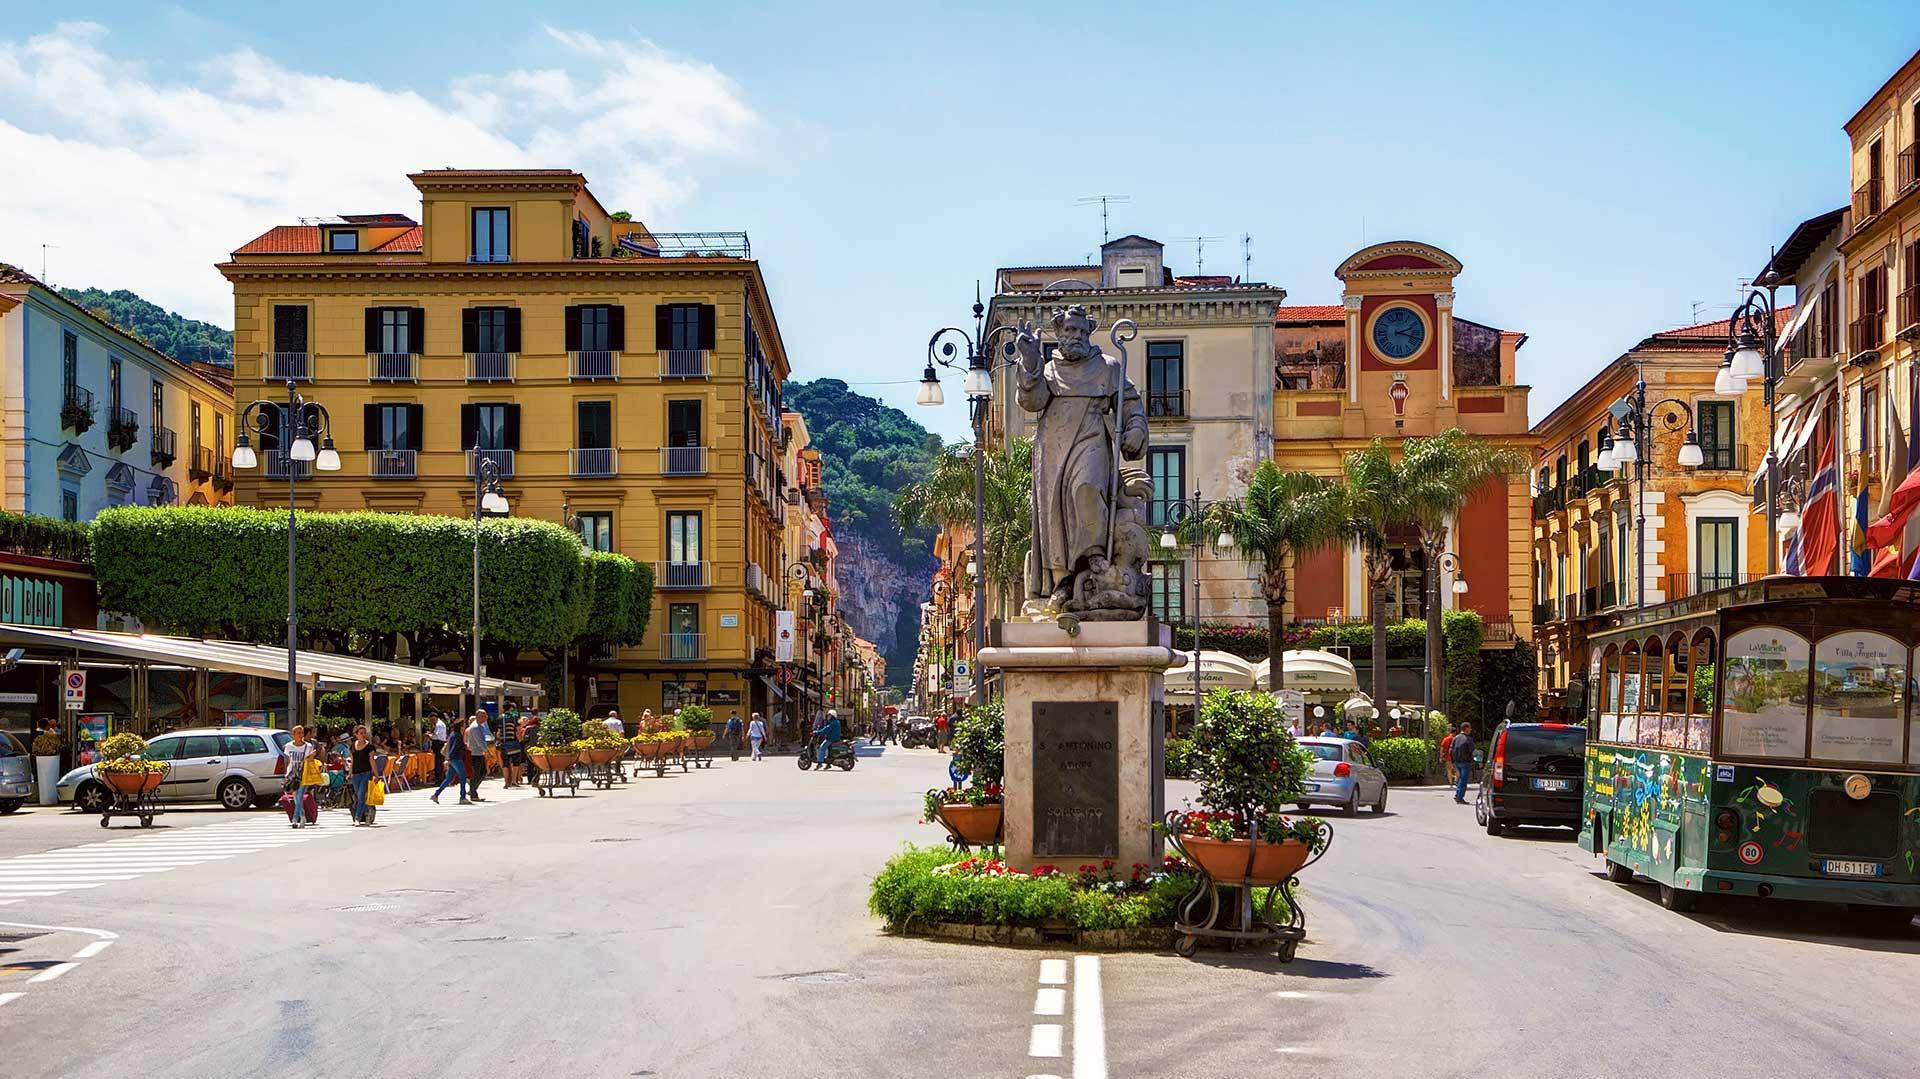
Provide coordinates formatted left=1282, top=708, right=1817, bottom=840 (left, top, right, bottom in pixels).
left=1643, top=635, right=1667, bottom=747
left=1687, top=629, right=1717, bottom=751
left=1600, top=644, right=1622, bottom=741
left=1621, top=639, right=1643, bottom=743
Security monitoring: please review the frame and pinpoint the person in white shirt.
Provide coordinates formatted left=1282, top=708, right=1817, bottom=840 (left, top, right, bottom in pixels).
left=747, top=713, right=767, bottom=761
left=430, top=714, right=450, bottom=783
left=604, top=710, right=625, bottom=737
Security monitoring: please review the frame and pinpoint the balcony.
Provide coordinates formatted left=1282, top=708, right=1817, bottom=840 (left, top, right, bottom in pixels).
left=1531, top=486, right=1565, bottom=519
left=661, top=633, right=705, bottom=661
left=368, top=352, right=416, bottom=382
left=269, top=352, right=311, bottom=381
left=264, top=451, right=311, bottom=480
left=1850, top=312, right=1885, bottom=361
left=468, top=448, right=515, bottom=479
left=659, top=349, right=709, bottom=378
left=368, top=449, right=417, bottom=479
left=1599, top=581, right=1618, bottom=611
left=1665, top=572, right=1748, bottom=601
left=662, top=446, right=707, bottom=475
left=1581, top=586, right=1599, bottom=616
left=1697, top=442, right=1748, bottom=473
left=106, top=407, right=139, bottom=453
left=213, top=457, right=233, bottom=488
left=658, top=561, right=709, bottom=589
left=1900, top=286, right=1920, bottom=341
left=571, top=350, right=620, bottom=380
left=1147, top=390, right=1187, bottom=419
left=1532, top=600, right=1556, bottom=626
left=1901, top=144, right=1918, bottom=195
left=466, top=352, right=515, bottom=382
left=570, top=447, right=617, bottom=477
left=189, top=445, right=214, bottom=480
left=1854, top=180, right=1884, bottom=225
left=149, top=425, right=177, bottom=468
left=61, top=386, right=95, bottom=434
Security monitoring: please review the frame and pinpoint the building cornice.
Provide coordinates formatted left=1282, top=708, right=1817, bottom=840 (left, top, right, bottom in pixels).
left=217, top=259, right=758, bottom=282
left=987, top=289, right=1284, bottom=328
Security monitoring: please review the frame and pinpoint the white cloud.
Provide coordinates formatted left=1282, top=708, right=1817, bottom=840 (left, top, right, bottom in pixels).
left=0, top=21, right=756, bottom=323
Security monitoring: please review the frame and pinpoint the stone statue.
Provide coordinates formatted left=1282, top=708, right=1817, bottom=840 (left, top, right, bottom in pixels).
left=1014, top=304, right=1151, bottom=621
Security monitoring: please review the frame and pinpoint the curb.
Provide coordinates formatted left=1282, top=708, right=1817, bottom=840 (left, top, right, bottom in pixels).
left=899, top=921, right=1176, bottom=950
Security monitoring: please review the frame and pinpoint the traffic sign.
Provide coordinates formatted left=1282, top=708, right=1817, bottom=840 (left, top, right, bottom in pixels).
left=63, top=669, right=87, bottom=711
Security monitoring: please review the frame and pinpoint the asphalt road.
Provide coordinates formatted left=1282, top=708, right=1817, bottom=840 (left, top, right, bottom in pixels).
left=2, top=747, right=1917, bottom=1079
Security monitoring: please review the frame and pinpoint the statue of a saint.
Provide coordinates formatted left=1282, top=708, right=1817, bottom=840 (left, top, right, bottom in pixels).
left=1014, top=305, right=1151, bottom=620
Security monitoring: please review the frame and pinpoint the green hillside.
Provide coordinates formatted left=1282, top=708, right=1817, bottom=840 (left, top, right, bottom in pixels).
left=59, top=286, right=233, bottom=366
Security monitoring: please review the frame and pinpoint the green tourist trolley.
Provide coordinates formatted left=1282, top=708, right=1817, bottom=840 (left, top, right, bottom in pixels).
left=1578, top=576, right=1920, bottom=925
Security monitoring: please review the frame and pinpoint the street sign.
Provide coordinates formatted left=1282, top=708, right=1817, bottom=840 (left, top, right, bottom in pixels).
left=63, top=669, right=86, bottom=711
left=775, top=611, right=795, bottom=663
left=954, top=660, right=970, bottom=680
left=720, top=613, right=740, bottom=628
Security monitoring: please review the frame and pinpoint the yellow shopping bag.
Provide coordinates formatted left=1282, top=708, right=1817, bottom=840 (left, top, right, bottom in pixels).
left=301, top=757, right=324, bottom=786
left=366, top=779, right=386, bottom=807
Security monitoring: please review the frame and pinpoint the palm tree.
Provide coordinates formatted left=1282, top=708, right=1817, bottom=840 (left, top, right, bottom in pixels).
left=1334, top=440, right=1403, bottom=709
left=1202, top=461, right=1342, bottom=687
left=1397, top=429, right=1527, bottom=711
left=894, top=437, right=1034, bottom=622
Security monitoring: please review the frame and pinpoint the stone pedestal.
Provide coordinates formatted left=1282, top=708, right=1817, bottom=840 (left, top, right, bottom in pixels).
left=979, top=620, right=1175, bottom=872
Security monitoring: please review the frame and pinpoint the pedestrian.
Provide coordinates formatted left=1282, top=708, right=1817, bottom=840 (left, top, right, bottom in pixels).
left=519, top=713, right=542, bottom=789
left=499, top=716, right=525, bottom=788
left=283, top=724, right=319, bottom=829
left=431, top=717, right=469, bottom=804
left=747, top=712, right=766, bottom=761
left=429, top=711, right=449, bottom=783
left=1441, top=727, right=1459, bottom=787
left=1451, top=722, right=1476, bottom=804
left=605, top=709, right=625, bottom=737
left=724, top=711, right=744, bottom=759
left=348, top=724, right=377, bottom=826
left=465, top=712, right=492, bottom=803
left=934, top=712, right=949, bottom=752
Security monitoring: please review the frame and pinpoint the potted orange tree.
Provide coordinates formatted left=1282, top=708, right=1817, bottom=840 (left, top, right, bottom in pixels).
left=1168, top=689, right=1326, bottom=886
left=923, top=699, right=1004, bottom=847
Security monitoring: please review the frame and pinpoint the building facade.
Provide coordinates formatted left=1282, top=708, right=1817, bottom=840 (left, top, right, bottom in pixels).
left=0, top=264, right=234, bottom=519
left=220, top=169, right=790, bottom=719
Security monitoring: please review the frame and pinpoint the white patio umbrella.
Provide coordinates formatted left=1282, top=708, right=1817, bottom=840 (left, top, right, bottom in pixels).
left=1254, top=650, right=1360, bottom=693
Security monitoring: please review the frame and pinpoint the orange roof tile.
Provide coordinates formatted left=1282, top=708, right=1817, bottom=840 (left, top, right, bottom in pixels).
left=1650, top=305, right=1795, bottom=340
left=233, top=219, right=423, bottom=255
left=371, top=226, right=423, bottom=253
left=1275, top=304, right=1346, bottom=322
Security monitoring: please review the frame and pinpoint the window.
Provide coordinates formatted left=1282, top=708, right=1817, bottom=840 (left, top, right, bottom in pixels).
left=179, top=735, right=221, bottom=760
left=1577, top=440, right=1589, bottom=473
left=192, top=403, right=202, bottom=453
left=1146, top=341, right=1184, bottom=416
left=327, top=230, right=358, bottom=252
left=1117, top=266, right=1147, bottom=286
left=667, top=400, right=703, bottom=447
left=472, top=207, right=510, bottom=262
left=272, top=305, right=308, bottom=354
left=141, top=736, right=182, bottom=762
left=576, top=401, right=613, bottom=449
left=473, top=404, right=509, bottom=450
left=1147, top=446, right=1185, bottom=527
left=576, top=512, right=613, bottom=552
left=1861, top=382, right=1882, bottom=466
left=474, top=308, right=510, bottom=354
left=667, top=603, right=701, bottom=659
left=109, top=357, right=122, bottom=414
left=1149, top=561, right=1185, bottom=621
left=1555, top=454, right=1567, bottom=489
left=222, top=735, right=268, bottom=756
left=373, top=404, right=413, bottom=451
left=381, top=309, right=411, bottom=354
left=1719, top=627, right=1809, bottom=759
left=668, top=511, right=703, bottom=563
left=62, top=332, right=77, bottom=399
left=151, top=382, right=163, bottom=428
left=1615, top=514, right=1630, bottom=596
left=665, top=304, right=705, bottom=351
left=1696, top=400, right=1735, bottom=469
left=579, top=306, right=610, bottom=351
left=61, top=490, right=78, bottom=523
left=216, top=414, right=226, bottom=459
left=1696, top=517, right=1738, bottom=592
left=1811, top=631, right=1906, bottom=764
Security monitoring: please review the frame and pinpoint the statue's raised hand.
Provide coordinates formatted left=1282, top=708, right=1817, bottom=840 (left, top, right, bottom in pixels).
left=1014, top=318, right=1044, bottom=373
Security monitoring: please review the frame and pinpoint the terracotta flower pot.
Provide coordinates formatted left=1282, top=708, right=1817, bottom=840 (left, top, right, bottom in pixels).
left=688, top=732, right=715, bottom=749
left=631, top=741, right=661, bottom=761
left=528, top=749, right=578, bottom=771
left=1181, top=836, right=1310, bottom=886
left=583, top=746, right=622, bottom=765
left=100, top=770, right=162, bottom=796
left=937, top=802, right=1004, bottom=845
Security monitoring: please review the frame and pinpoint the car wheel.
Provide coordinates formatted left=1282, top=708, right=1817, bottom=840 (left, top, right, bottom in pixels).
left=217, top=777, right=256, bottom=811
left=1342, top=791, right=1359, bottom=818
left=0, top=799, right=21, bottom=815
left=1372, top=786, right=1387, bottom=814
left=1605, top=859, right=1635, bottom=884
left=1659, top=883, right=1699, bottom=912
left=1295, top=802, right=1311, bottom=813
left=1485, top=814, right=1502, bottom=836
left=1474, top=793, right=1488, bottom=826
left=74, top=781, right=109, bottom=815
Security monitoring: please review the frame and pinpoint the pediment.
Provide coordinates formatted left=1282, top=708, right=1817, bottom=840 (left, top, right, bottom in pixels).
left=55, top=443, right=91, bottom=476
left=1336, top=241, right=1463, bottom=280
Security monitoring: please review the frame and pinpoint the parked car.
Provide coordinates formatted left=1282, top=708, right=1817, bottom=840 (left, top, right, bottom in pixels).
left=0, top=731, right=31, bottom=813
left=1475, top=721, right=1587, bottom=836
left=57, top=727, right=294, bottom=814
left=1295, top=737, right=1389, bottom=817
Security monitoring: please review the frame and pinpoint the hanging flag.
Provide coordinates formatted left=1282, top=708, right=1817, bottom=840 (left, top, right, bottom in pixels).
left=1851, top=489, right=1872, bottom=576
left=1869, top=377, right=1920, bottom=547
left=1871, top=544, right=1902, bottom=578
left=1798, top=428, right=1839, bottom=577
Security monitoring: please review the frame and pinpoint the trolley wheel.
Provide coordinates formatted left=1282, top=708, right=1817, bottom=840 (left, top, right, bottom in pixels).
left=1173, top=934, right=1198, bottom=958
left=1659, top=883, right=1698, bottom=912
left=1604, top=859, right=1635, bottom=884
left=1277, top=940, right=1298, bottom=963
left=140, top=813, right=154, bottom=828
left=99, top=813, right=110, bottom=828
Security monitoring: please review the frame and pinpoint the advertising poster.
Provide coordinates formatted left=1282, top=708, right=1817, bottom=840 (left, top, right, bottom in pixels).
left=1721, top=627, right=1810, bottom=758
left=224, top=710, right=272, bottom=728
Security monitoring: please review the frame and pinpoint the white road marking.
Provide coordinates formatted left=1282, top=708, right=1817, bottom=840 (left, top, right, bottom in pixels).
left=1072, top=955, right=1107, bottom=1079
left=26, top=962, right=76, bottom=983
left=1038, top=958, right=1068, bottom=984
left=1034, top=987, right=1066, bottom=1016
left=72, top=940, right=113, bottom=959
left=0, top=992, right=22, bottom=1006
left=1271, top=989, right=1325, bottom=999
left=1028, top=1023, right=1063, bottom=1057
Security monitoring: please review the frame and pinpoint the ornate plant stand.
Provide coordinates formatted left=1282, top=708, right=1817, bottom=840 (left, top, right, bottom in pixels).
left=1163, top=810, right=1333, bottom=962
left=929, top=793, right=1004, bottom=852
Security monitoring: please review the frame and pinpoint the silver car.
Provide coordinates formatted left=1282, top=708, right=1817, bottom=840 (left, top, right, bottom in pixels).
left=0, top=731, right=31, bottom=813
left=58, top=727, right=295, bottom=813
left=1296, top=737, right=1389, bottom=817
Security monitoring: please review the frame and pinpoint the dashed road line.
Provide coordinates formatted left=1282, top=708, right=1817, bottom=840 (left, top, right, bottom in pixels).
left=1034, top=987, right=1065, bottom=1016
left=1025, top=955, right=1108, bottom=1079
left=1028, top=1024, right=1063, bottom=1057
left=26, top=962, right=76, bottom=983
left=0, top=991, right=23, bottom=1007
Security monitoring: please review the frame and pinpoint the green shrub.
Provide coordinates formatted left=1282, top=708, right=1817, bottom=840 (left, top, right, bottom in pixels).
left=1370, top=737, right=1430, bottom=781
left=1443, top=609, right=1484, bottom=723
left=1424, top=709, right=1451, bottom=744
left=1694, top=663, right=1715, bottom=712
left=676, top=704, right=714, bottom=733
left=950, top=698, right=1005, bottom=787
left=868, top=846, right=1201, bottom=931
left=0, top=509, right=90, bottom=562
left=1165, top=737, right=1194, bottom=779
left=1481, top=640, right=1539, bottom=721
left=1190, top=689, right=1312, bottom=814
left=536, top=708, right=584, bottom=748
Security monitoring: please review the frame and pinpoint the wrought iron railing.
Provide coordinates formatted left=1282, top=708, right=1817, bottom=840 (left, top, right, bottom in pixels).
left=661, top=632, right=705, bottom=661
left=1851, top=312, right=1885, bottom=357
left=658, top=561, right=709, bottom=589
left=571, top=350, right=619, bottom=380
left=570, top=447, right=617, bottom=477
left=466, top=352, right=515, bottom=382
left=368, top=449, right=417, bottom=479
left=269, top=352, right=311, bottom=381
left=468, top=449, right=515, bottom=479
left=1147, top=390, right=1187, bottom=418
left=369, top=353, right=416, bottom=382
left=659, top=349, right=709, bottom=378
left=663, top=446, right=708, bottom=475
left=149, top=426, right=177, bottom=467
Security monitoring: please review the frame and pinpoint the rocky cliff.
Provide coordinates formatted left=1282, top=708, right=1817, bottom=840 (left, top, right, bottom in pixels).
left=782, top=379, right=940, bottom=691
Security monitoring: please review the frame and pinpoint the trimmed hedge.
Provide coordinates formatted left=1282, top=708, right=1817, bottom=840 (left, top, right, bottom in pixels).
left=0, top=509, right=90, bottom=562
left=584, top=551, right=654, bottom=646
left=1165, top=737, right=1194, bottom=779
left=1369, top=737, right=1430, bottom=781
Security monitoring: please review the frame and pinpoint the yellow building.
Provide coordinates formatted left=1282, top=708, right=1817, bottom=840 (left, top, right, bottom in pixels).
left=219, top=169, right=790, bottom=718
left=1528, top=313, right=1780, bottom=706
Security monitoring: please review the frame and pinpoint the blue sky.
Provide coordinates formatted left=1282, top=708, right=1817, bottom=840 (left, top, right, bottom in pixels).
left=4, top=2, right=1915, bottom=441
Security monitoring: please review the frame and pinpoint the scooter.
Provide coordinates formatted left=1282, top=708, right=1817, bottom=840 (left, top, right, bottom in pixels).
left=795, top=737, right=856, bottom=771
left=901, top=719, right=939, bottom=749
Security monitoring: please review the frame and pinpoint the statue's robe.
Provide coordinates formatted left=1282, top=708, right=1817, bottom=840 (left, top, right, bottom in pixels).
left=1016, top=350, right=1146, bottom=602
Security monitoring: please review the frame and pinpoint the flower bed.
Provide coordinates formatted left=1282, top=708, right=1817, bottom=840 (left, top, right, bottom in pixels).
left=870, top=846, right=1218, bottom=937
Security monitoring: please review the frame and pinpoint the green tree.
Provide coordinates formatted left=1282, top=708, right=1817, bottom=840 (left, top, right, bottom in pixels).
left=1201, top=461, right=1342, bottom=685
left=58, top=286, right=233, bottom=365
left=893, top=437, right=1033, bottom=622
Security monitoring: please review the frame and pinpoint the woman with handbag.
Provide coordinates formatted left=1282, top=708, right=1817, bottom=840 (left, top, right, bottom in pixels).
left=282, top=725, right=319, bottom=829
left=430, top=718, right=469, bottom=805
left=348, top=725, right=378, bottom=826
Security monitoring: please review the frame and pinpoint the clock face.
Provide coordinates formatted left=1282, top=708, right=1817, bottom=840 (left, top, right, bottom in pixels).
left=1372, top=306, right=1427, bottom=361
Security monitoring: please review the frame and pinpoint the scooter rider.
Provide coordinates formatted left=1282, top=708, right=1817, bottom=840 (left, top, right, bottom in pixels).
left=812, top=708, right=844, bottom=765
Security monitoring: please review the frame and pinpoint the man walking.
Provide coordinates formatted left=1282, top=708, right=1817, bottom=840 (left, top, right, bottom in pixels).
left=724, top=711, right=744, bottom=760
left=465, top=712, right=491, bottom=803
left=1450, top=722, right=1476, bottom=804
left=429, top=712, right=448, bottom=783
left=747, top=713, right=767, bottom=761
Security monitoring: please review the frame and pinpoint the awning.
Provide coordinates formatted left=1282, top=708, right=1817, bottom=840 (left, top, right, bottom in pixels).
left=758, top=674, right=786, bottom=701
left=1254, top=650, right=1359, bottom=692
left=1786, top=387, right=1831, bottom=457
left=1775, top=302, right=1816, bottom=355
left=1164, top=651, right=1258, bottom=696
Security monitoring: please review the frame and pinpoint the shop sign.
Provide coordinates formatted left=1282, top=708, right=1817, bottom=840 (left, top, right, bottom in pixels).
left=0, top=575, right=63, bottom=627
left=224, top=710, right=272, bottom=728
left=720, top=613, right=740, bottom=628
left=0, top=692, right=38, bottom=704
left=709, top=689, right=742, bottom=704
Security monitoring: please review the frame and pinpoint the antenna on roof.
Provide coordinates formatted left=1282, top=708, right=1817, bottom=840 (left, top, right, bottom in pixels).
left=1170, top=237, right=1225, bottom=276
left=1076, top=194, right=1131, bottom=245
left=40, top=244, right=57, bottom=284
left=1242, top=233, right=1252, bottom=281
left=1691, top=301, right=1705, bottom=323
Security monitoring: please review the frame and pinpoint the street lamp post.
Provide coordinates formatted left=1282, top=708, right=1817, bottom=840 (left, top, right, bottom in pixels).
left=1425, top=551, right=1470, bottom=713
left=1595, top=378, right=1703, bottom=607
left=1158, top=487, right=1237, bottom=717
left=470, top=456, right=509, bottom=713
left=232, top=380, right=341, bottom=731
left=1715, top=278, right=1783, bottom=573
left=917, top=291, right=1021, bottom=706
left=788, top=562, right=812, bottom=740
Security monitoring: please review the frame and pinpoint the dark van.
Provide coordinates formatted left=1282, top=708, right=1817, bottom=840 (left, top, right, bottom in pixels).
left=1475, top=722, right=1586, bottom=836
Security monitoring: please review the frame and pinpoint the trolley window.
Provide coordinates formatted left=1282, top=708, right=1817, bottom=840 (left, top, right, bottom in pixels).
left=1810, top=631, right=1907, bottom=765
left=1719, top=626, right=1809, bottom=759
